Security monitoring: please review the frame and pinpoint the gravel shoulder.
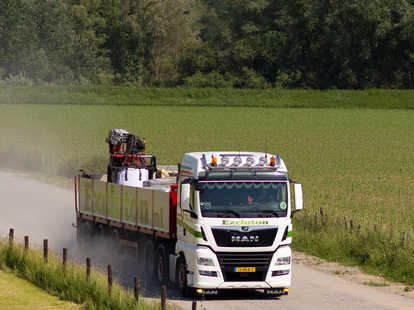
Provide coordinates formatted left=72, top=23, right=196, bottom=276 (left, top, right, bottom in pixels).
left=293, top=251, right=414, bottom=301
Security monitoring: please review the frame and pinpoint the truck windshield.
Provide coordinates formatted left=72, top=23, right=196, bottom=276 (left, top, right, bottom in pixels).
left=199, top=182, right=288, bottom=218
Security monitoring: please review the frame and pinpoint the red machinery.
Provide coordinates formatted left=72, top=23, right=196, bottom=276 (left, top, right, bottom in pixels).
left=106, top=129, right=157, bottom=182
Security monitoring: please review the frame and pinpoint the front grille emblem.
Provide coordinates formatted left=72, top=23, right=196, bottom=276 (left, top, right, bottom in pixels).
left=231, top=235, right=259, bottom=242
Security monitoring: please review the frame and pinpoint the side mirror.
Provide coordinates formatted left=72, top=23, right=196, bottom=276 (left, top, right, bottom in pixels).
left=293, top=183, right=303, bottom=211
left=195, top=182, right=205, bottom=191
left=181, top=183, right=191, bottom=211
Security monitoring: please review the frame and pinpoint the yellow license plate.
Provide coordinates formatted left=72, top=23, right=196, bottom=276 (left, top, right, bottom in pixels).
left=234, top=267, right=256, bottom=272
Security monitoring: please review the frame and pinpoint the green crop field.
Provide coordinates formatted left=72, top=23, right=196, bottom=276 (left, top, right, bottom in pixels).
left=2, top=104, right=413, bottom=231
left=1, top=87, right=414, bottom=285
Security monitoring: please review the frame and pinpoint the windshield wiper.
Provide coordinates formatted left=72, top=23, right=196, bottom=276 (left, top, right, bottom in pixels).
left=258, top=210, right=279, bottom=217
left=217, top=209, right=241, bottom=218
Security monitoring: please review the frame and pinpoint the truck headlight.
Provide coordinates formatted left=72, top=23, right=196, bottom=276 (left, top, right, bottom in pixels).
left=199, top=270, right=218, bottom=277
left=272, top=270, right=290, bottom=276
left=275, top=257, right=291, bottom=265
left=197, top=257, right=215, bottom=266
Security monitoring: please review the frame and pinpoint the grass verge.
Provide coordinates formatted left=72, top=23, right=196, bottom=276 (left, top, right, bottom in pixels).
left=0, top=269, right=82, bottom=310
left=0, top=239, right=177, bottom=310
left=293, top=211, right=414, bottom=285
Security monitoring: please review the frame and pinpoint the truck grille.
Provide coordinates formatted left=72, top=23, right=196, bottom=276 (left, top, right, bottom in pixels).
left=216, top=252, right=273, bottom=282
left=212, top=227, right=278, bottom=247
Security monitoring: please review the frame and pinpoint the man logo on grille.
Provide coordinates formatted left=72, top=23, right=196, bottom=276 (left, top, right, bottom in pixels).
left=231, top=235, right=259, bottom=242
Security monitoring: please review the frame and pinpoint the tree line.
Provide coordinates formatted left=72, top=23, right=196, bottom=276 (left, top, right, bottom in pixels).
left=1, top=0, right=414, bottom=89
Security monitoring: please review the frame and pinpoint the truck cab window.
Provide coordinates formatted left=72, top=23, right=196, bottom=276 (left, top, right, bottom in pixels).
left=199, top=182, right=288, bottom=218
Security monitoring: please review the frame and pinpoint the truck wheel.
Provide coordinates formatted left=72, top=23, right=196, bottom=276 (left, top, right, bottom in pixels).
left=96, top=225, right=107, bottom=250
left=79, top=223, right=93, bottom=251
left=177, top=255, right=195, bottom=297
left=110, top=229, right=121, bottom=257
left=146, top=242, right=156, bottom=279
left=157, top=245, right=168, bottom=285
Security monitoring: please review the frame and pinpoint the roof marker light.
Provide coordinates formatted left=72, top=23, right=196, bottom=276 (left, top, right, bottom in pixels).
left=270, top=156, right=276, bottom=167
left=259, top=156, right=267, bottom=166
left=211, top=155, right=217, bottom=166
left=221, top=156, right=229, bottom=166
left=246, top=156, right=255, bottom=166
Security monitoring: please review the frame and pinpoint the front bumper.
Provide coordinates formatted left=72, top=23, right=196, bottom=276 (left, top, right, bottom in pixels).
left=191, top=246, right=292, bottom=290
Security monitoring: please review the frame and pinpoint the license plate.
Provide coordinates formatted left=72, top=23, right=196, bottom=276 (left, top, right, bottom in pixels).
left=234, top=267, right=256, bottom=272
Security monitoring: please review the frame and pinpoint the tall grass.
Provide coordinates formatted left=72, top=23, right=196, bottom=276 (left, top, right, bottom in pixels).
left=0, top=239, right=173, bottom=310
left=1, top=85, right=414, bottom=108
left=293, top=211, right=414, bottom=285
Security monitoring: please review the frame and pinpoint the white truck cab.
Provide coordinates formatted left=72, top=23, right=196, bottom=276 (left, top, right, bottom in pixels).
left=174, top=151, right=303, bottom=296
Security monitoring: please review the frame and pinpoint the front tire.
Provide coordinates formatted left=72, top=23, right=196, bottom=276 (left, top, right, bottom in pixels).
left=177, top=255, right=195, bottom=297
left=157, top=245, right=168, bottom=285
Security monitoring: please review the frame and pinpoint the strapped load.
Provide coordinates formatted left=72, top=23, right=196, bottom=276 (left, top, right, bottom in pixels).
left=106, top=128, right=156, bottom=184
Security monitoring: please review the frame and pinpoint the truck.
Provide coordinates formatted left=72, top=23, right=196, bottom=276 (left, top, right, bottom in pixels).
left=75, top=129, right=303, bottom=297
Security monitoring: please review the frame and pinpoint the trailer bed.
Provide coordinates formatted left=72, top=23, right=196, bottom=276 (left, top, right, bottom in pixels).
left=76, top=176, right=178, bottom=239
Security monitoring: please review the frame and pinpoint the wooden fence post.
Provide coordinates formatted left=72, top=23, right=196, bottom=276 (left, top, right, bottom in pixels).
left=43, top=240, right=48, bottom=263
left=86, top=258, right=91, bottom=283
left=403, top=232, right=407, bottom=247
left=9, top=228, right=14, bottom=245
left=344, top=217, right=348, bottom=230
left=350, top=220, right=354, bottom=230
left=25, top=236, right=29, bottom=252
left=134, top=276, right=140, bottom=303
left=161, top=285, right=167, bottom=310
left=108, top=265, right=113, bottom=297
left=63, top=248, right=67, bottom=272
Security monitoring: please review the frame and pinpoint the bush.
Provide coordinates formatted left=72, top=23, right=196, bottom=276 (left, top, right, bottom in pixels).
left=183, top=71, right=233, bottom=88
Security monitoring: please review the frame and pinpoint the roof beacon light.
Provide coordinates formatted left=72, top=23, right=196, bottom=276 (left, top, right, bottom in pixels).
left=211, top=155, right=217, bottom=166
left=234, top=156, right=242, bottom=166
left=270, top=156, right=276, bottom=167
left=221, top=156, right=229, bottom=166
left=246, top=156, right=255, bottom=166
left=259, top=156, right=267, bottom=166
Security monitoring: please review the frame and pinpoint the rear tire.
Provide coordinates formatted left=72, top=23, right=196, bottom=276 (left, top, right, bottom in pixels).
left=109, top=229, right=121, bottom=258
left=79, top=222, right=93, bottom=252
left=146, top=242, right=156, bottom=279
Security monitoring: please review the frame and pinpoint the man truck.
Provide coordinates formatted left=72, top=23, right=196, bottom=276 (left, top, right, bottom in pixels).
left=75, top=129, right=303, bottom=297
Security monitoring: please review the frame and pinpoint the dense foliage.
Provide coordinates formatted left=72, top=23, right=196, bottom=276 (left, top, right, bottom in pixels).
left=1, top=0, right=414, bottom=89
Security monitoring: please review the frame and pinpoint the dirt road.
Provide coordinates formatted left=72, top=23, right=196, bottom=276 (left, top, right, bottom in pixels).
left=1, top=171, right=414, bottom=309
